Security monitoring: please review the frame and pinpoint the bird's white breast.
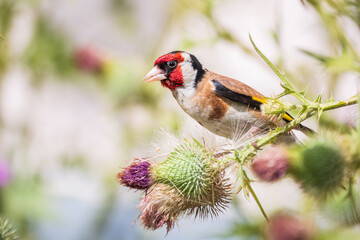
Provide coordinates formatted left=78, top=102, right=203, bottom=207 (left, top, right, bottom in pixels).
left=172, top=86, right=260, bottom=139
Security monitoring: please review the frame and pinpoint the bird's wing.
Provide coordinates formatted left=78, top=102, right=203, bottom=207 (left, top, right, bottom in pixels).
left=210, top=74, right=294, bottom=122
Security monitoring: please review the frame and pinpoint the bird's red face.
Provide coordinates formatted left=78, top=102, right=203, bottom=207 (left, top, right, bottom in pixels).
left=144, top=51, right=185, bottom=90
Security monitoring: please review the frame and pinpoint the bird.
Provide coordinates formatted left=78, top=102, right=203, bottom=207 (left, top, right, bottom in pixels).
left=143, top=51, right=312, bottom=141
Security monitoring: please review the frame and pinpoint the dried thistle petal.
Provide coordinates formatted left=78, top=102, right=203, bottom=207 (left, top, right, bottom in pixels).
left=139, top=175, right=231, bottom=232
left=116, top=158, right=152, bottom=190
left=139, top=184, right=180, bottom=232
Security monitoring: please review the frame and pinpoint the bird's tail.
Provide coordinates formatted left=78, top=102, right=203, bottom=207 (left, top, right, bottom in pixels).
left=297, top=123, right=316, bottom=136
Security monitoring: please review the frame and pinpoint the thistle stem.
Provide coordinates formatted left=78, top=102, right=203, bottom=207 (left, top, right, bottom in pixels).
left=243, top=170, right=269, bottom=222
left=319, top=96, right=358, bottom=111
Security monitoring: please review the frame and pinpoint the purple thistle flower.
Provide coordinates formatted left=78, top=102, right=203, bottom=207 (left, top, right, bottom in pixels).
left=252, top=146, right=289, bottom=182
left=0, top=160, right=11, bottom=188
left=117, top=158, right=152, bottom=190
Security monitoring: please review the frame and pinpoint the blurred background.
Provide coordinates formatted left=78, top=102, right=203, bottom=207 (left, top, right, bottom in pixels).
left=0, top=0, right=359, bottom=239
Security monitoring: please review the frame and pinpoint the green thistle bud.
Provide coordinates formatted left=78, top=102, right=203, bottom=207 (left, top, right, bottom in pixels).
left=289, top=139, right=345, bottom=199
left=153, top=139, right=220, bottom=201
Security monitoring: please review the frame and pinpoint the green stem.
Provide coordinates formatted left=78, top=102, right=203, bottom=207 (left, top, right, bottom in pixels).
left=247, top=185, right=269, bottom=222
left=234, top=151, right=269, bottom=221
left=320, top=95, right=359, bottom=111
left=243, top=170, right=269, bottom=222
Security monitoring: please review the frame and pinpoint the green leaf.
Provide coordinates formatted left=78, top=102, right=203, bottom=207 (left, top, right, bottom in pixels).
left=300, top=49, right=329, bottom=63
left=249, top=34, right=293, bottom=88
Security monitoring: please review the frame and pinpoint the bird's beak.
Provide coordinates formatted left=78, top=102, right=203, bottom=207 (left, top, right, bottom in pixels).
left=143, top=66, right=166, bottom=83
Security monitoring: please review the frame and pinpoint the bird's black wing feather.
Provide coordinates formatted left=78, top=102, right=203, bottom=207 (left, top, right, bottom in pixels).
left=211, top=79, right=262, bottom=110
left=212, top=79, right=315, bottom=134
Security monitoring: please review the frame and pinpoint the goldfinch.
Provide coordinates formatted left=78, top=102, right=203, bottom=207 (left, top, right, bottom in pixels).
left=144, top=51, right=311, bottom=140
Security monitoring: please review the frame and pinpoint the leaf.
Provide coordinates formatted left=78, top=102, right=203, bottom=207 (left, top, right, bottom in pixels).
left=300, top=49, right=329, bottom=63
left=249, top=34, right=293, bottom=88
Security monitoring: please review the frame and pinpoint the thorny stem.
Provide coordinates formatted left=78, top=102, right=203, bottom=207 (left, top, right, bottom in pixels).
left=232, top=97, right=358, bottom=222
left=234, top=95, right=358, bottom=167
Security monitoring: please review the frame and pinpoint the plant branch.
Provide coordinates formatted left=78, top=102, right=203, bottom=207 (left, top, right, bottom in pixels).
left=228, top=36, right=359, bottom=221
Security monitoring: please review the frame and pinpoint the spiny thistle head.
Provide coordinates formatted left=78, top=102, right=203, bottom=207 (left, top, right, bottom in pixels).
left=153, top=139, right=220, bottom=201
left=138, top=139, right=231, bottom=232
left=289, top=138, right=345, bottom=199
left=0, top=216, right=18, bottom=240
left=116, top=158, right=152, bottom=190
left=251, top=146, right=289, bottom=182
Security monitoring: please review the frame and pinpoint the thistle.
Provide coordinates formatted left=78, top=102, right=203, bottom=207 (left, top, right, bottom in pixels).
left=288, top=138, right=345, bottom=199
left=142, top=140, right=231, bottom=231
left=118, top=139, right=232, bottom=232
left=251, top=146, right=289, bottom=182
left=154, top=140, right=220, bottom=201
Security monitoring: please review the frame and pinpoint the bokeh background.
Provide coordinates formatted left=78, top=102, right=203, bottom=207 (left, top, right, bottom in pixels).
left=0, top=0, right=359, bottom=239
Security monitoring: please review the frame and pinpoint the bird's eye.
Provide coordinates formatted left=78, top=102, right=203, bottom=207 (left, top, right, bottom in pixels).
left=167, top=60, right=177, bottom=69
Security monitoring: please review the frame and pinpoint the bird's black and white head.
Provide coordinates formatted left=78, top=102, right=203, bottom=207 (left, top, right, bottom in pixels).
left=144, top=51, right=205, bottom=90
